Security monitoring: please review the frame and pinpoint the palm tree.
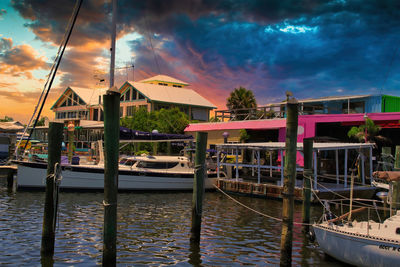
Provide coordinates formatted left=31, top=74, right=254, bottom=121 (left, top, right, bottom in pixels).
left=347, top=117, right=383, bottom=143
left=226, top=87, right=257, bottom=120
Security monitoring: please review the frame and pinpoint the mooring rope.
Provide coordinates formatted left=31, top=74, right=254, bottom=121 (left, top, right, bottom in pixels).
left=213, top=184, right=312, bottom=226
left=46, top=163, right=63, bottom=231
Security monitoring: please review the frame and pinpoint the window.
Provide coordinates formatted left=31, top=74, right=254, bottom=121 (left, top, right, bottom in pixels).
left=73, top=93, right=78, bottom=105
left=132, top=89, right=137, bottom=100
left=126, top=106, right=135, bottom=116
left=119, top=107, right=123, bottom=117
left=100, top=109, right=104, bottom=121
left=125, top=89, right=131, bottom=101
left=343, top=101, right=365, bottom=114
left=158, top=83, right=168, bottom=86
left=173, top=85, right=182, bottom=88
left=60, top=100, right=67, bottom=107
left=67, top=96, right=72, bottom=106
left=136, top=161, right=179, bottom=169
left=138, top=93, right=145, bottom=100
left=120, top=94, right=125, bottom=101
left=93, top=108, right=98, bottom=121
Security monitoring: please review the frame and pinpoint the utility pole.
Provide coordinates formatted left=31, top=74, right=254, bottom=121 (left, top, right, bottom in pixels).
left=302, top=138, right=313, bottom=233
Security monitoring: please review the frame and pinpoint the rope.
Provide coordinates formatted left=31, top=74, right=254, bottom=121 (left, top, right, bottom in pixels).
left=213, top=184, right=312, bottom=226
left=46, top=163, right=63, bottom=232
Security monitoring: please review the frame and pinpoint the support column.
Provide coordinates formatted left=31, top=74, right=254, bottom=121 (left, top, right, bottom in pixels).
left=280, top=99, right=298, bottom=267
left=102, top=90, right=120, bottom=266
left=302, top=138, right=313, bottom=232
left=190, top=132, right=208, bottom=244
left=41, top=122, right=64, bottom=258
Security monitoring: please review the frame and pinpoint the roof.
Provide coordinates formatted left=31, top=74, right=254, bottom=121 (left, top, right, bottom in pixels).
left=138, top=75, right=189, bottom=86
left=216, top=142, right=374, bottom=151
left=0, top=121, right=24, bottom=132
left=122, top=81, right=216, bottom=109
left=51, top=87, right=107, bottom=109
left=185, top=119, right=286, bottom=132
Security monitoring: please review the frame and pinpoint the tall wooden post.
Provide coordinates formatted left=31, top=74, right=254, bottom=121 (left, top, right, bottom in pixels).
left=41, top=122, right=63, bottom=257
left=302, top=138, right=313, bottom=233
left=67, top=122, right=75, bottom=163
left=394, top=146, right=400, bottom=170
left=102, top=91, right=120, bottom=266
left=190, top=132, right=208, bottom=244
left=392, top=181, right=400, bottom=215
left=280, top=99, right=298, bottom=267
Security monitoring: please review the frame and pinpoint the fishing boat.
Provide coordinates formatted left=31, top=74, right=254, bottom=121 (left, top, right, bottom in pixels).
left=15, top=154, right=218, bottom=190
left=312, top=172, right=400, bottom=266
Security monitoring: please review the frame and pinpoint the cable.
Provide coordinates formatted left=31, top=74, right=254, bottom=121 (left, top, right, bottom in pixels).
left=16, top=0, right=83, bottom=157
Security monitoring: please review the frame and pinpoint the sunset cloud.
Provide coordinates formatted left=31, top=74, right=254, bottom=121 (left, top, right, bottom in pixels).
left=4, top=0, right=400, bottom=121
left=0, top=38, right=48, bottom=78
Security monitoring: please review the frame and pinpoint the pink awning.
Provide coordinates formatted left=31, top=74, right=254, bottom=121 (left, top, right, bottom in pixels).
left=184, top=119, right=286, bottom=132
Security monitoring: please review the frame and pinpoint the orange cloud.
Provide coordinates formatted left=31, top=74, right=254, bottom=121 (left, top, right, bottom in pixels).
left=0, top=38, right=48, bottom=78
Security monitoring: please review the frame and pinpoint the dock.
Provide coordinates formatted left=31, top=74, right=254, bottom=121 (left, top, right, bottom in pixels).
left=215, top=142, right=377, bottom=202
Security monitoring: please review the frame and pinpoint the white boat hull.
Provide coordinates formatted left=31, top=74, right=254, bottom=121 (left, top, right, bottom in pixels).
left=17, top=161, right=217, bottom=191
left=313, top=223, right=400, bottom=266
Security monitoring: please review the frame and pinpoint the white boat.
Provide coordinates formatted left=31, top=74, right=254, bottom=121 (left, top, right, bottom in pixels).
left=313, top=211, right=400, bottom=266
left=312, top=170, right=400, bottom=267
left=15, top=155, right=218, bottom=190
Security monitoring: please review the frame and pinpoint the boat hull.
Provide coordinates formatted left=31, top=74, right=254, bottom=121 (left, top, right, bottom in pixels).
left=16, top=161, right=217, bottom=191
left=313, top=224, right=400, bottom=266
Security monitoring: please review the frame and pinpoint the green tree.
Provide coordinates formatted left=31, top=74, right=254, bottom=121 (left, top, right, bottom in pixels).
left=226, top=86, right=257, bottom=120
left=33, top=116, right=48, bottom=126
left=347, top=117, right=382, bottom=143
left=120, top=107, right=189, bottom=134
left=209, top=116, right=221, bottom=122
left=0, top=116, right=13, bottom=122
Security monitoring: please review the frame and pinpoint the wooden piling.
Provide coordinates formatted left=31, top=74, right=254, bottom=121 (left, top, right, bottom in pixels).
left=41, top=122, right=64, bottom=257
left=6, top=169, right=14, bottom=189
left=280, top=99, right=298, bottom=267
left=392, top=181, right=400, bottom=215
left=395, top=146, right=400, bottom=170
left=302, top=138, right=313, bottom=233
left=102, top=91, right=120, bottom=266
left=190, top=132, right=208, bottom=244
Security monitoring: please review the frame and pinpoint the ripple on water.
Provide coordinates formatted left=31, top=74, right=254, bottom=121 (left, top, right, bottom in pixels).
left=0, top=187, right=341, bottom=266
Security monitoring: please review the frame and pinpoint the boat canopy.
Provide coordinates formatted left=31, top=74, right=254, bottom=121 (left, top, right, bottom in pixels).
left=120, top=127, right=193, bottom=141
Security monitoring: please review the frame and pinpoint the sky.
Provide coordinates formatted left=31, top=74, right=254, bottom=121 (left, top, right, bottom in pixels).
left=1, top=0, right=400, bottom=123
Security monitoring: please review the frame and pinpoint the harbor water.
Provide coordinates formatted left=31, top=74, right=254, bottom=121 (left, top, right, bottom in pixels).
left=0, top=182, right=345, bottom=266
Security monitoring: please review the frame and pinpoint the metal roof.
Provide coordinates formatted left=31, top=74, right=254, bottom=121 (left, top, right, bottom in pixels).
left=122, top=81, right=216, bottom=109
left=138, top=75, right=189, bottom=86
left=216, top=142, right=374, bottom=151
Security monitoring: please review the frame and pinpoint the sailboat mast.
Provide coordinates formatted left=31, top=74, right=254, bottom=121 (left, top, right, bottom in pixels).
left=109, top=0, right=117, bottom=88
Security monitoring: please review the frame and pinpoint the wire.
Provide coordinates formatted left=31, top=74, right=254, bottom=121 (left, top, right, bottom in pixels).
left=16, top=0, right=83, bottom=157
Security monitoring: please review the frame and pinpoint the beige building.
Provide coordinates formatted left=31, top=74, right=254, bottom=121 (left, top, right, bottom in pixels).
left=119, top=75, right=216, bottom=121
left=51, top=75, right=216, bottom=124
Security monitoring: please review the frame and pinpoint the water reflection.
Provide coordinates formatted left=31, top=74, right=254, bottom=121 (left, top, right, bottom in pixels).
left=0, top=185, right=344, bottom=266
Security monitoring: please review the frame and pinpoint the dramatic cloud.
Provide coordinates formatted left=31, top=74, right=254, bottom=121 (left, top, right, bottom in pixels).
left=0, top=38, right=48, bottom=78
left=10, top=0, right=400, bottom=111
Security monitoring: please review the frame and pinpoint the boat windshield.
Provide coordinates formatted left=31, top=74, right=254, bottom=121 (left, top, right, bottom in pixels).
left=136, top=161, right=179, bottom=169
left=119, top=158, right=137, bottom=166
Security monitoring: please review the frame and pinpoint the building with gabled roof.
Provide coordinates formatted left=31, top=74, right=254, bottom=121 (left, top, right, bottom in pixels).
left=119, top=75, right=216, bottom=121
left=51, top=75, right=216, bottom=123
left=51, top=86, right=107, bottom=123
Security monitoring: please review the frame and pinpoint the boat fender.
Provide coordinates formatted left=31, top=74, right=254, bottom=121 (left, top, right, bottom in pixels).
left=308, top=228, right=316, bottom=242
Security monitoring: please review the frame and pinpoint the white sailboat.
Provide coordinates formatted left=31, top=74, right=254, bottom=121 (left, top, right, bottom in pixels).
left=312, top=173, right=400, bottom=266
left=16, top=154, right=218, bottom=190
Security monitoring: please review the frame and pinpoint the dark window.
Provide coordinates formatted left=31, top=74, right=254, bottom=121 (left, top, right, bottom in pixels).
left=132, top=89, right=137, bottom=100
left=60, top=100, right=66, bottom=107
left=93, top=108, right=98, bottom=121
left=136, top=161, right=179, bottom=169
left=138, top=93, right=145, bottom=100
left=67, top=96, right=72, bottom=106
left=396, top=228, right=400, bottom=235
left=125, top=89, right=131, bottom=101
left=173, top=85, right=182, bottom=88
left=119, top=107, right=123, bottom=117
left=100, top=109, right=104, bottom=121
